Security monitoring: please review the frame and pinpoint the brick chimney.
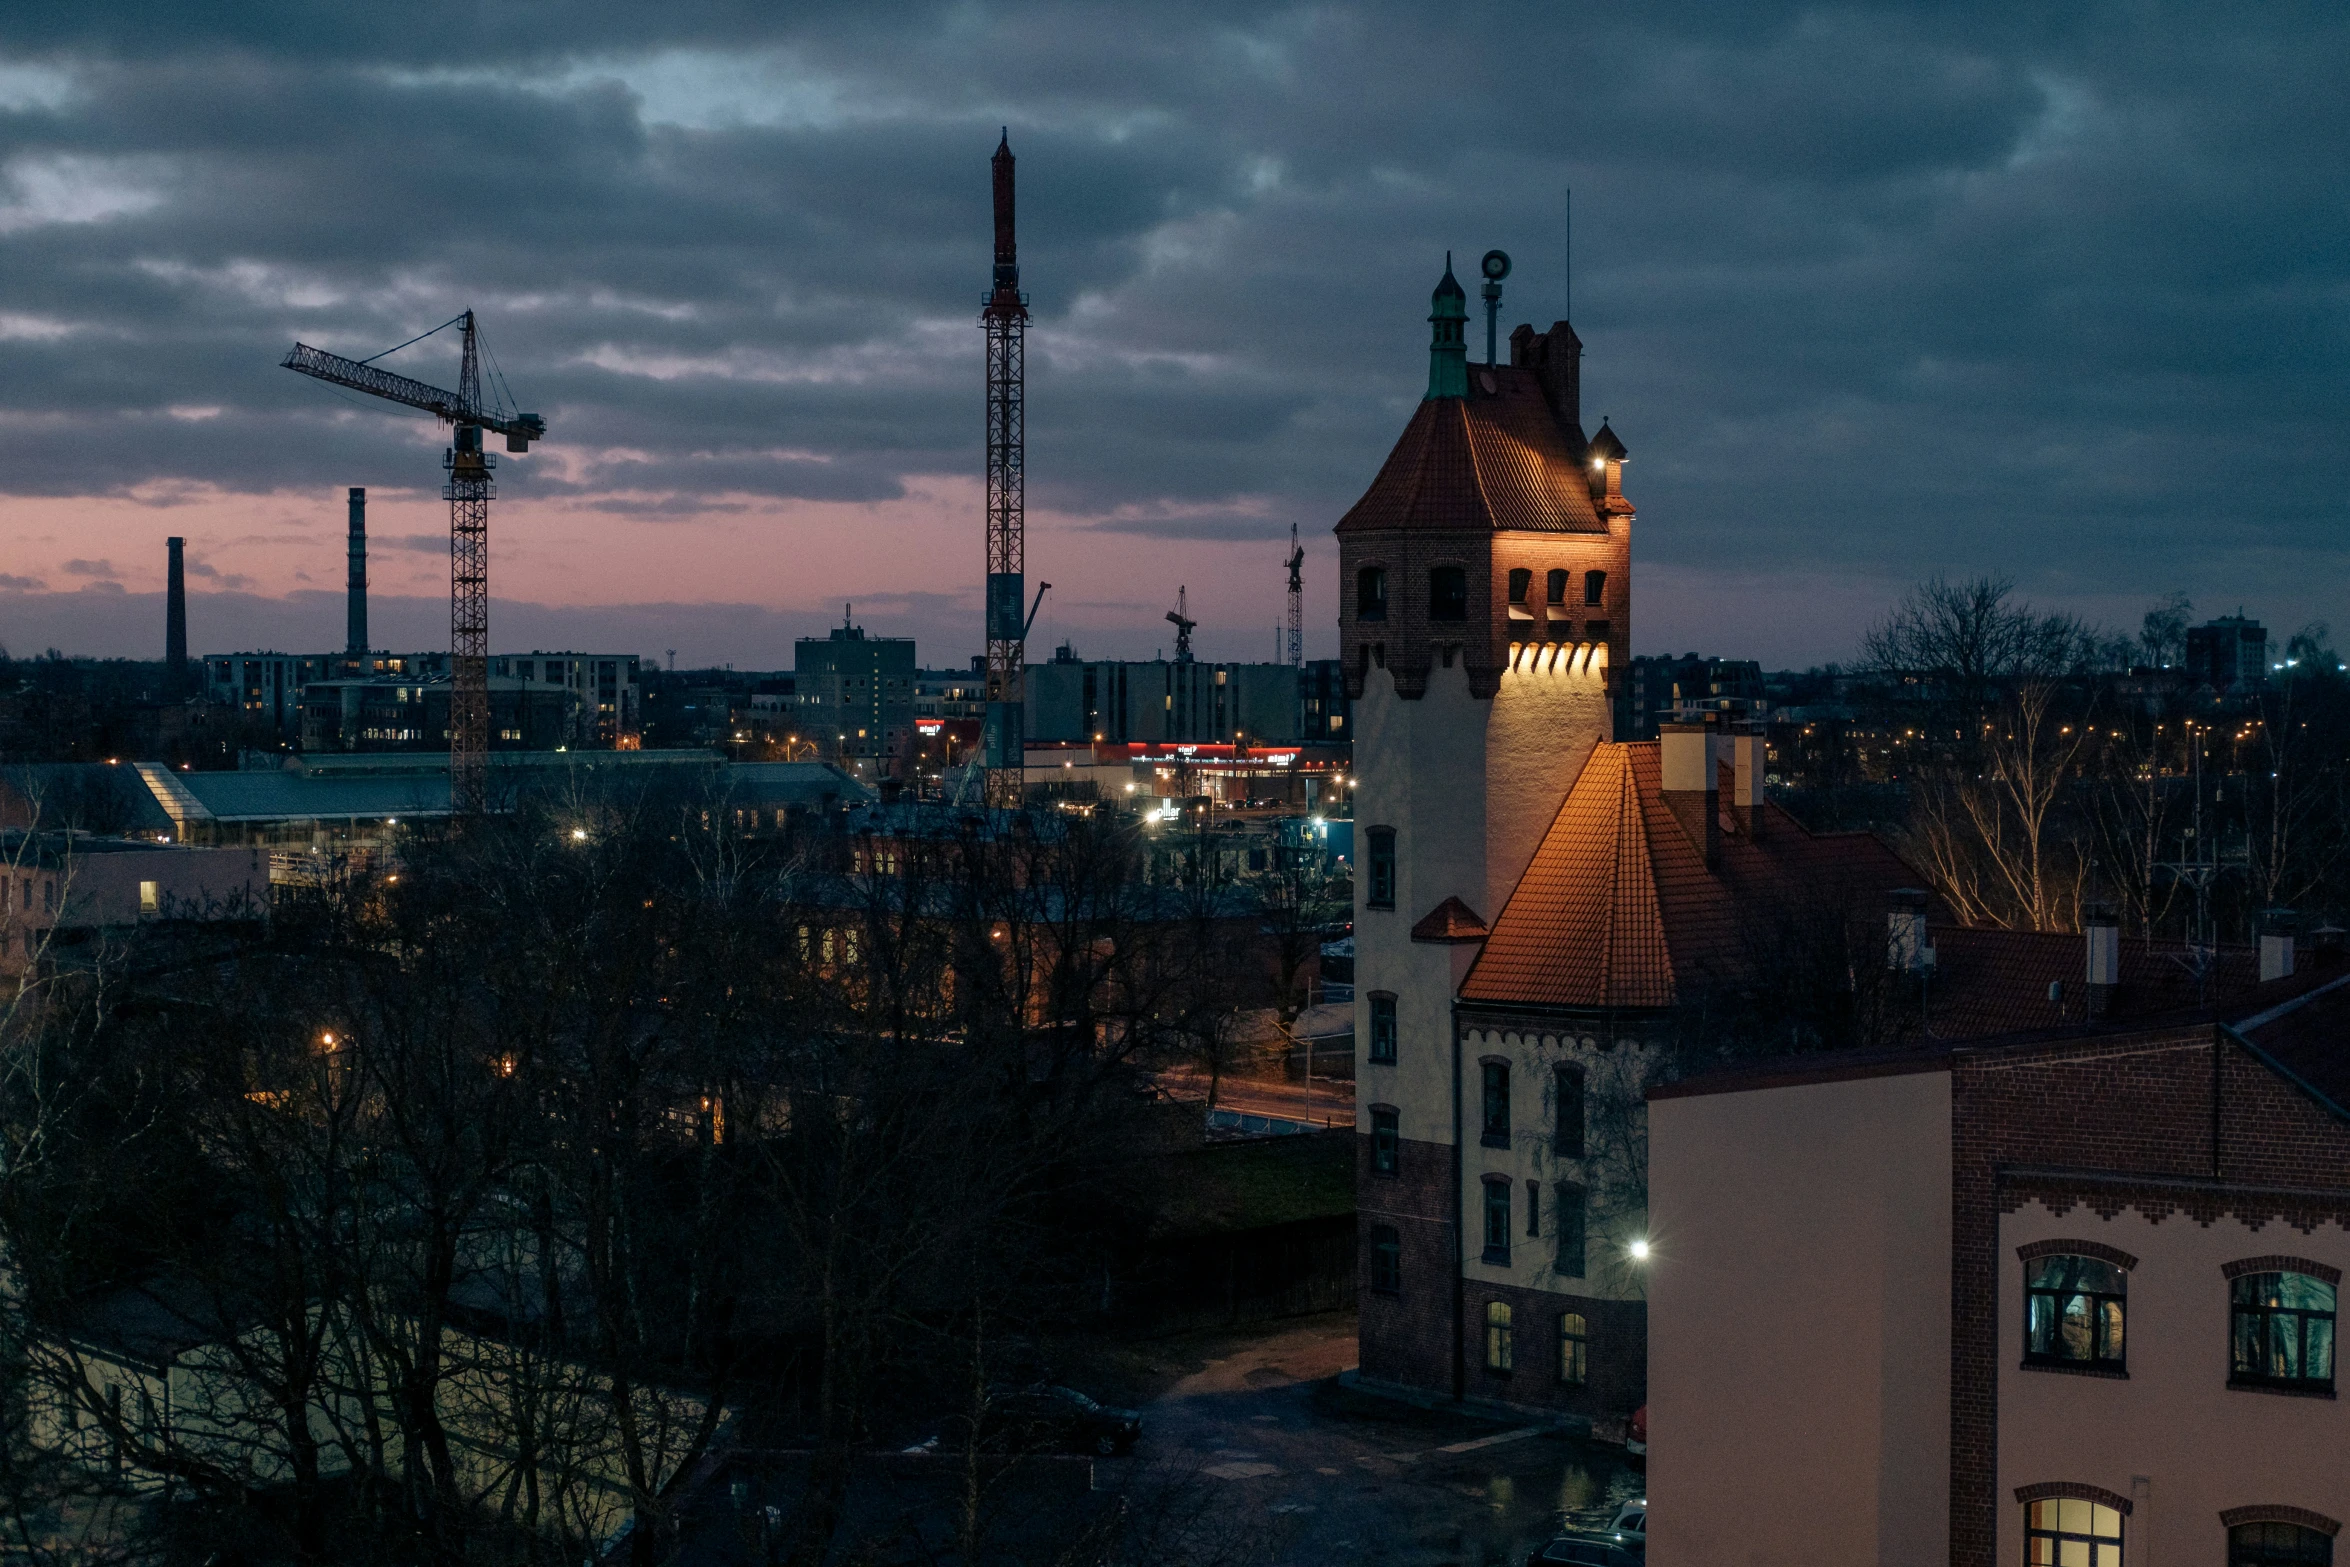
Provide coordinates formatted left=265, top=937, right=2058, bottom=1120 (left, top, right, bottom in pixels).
left=165, top=536, right=187, bottom=685
left=1509, top=320, right=1584, bottom=431
left=346, top=487, right=368, bottom=656
left=1659, top=720, right=1719, bottom=869
left=1729, top=729, right=1766, bottom=838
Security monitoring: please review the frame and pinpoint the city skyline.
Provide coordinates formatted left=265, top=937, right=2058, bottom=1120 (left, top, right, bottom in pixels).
left=0, top=4, right=2344, bottom=668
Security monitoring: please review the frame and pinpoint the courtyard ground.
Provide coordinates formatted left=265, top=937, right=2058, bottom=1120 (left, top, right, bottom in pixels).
left=1089, top=1312, right=1643, bottom=1567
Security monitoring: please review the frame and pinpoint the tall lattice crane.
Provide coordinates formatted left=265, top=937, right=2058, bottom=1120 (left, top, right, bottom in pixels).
left=981, top=132, right=1032, bottom=809
left=1284, top=521, right=1304, bottom=669
left=282, top=312, right=544, bottom=814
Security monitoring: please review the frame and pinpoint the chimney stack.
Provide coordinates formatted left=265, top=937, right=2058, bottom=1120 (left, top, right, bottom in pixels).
left=2084, top=901, right=2120, bottom=1019
left=346, top=487, right=368, bottom=656
left=1659, top=720, right=1720, bottom=869
left=1730, top=729, right=1766, bottom=838
left=165, top=536, right=188, bottom=684
left=2259, top=908, right=2298, bottom=984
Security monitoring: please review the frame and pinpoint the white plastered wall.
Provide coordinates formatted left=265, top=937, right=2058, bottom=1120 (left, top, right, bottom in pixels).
left=1459, top=1026, right=1659, bottom=1306
left=1648, top=1069, right=1954, bottom=1567
left=1352, top=647, right=1610, bottom=1144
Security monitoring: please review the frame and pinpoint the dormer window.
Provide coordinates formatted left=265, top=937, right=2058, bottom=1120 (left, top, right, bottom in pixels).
left=1429, top=566, right=1468, bottom=622
left=1356, top=566, right=1388, bottom=622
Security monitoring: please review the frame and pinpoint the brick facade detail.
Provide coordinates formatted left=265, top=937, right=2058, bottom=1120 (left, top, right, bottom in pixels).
left=1461, top=1275, right=1646, bottom=1422
left=2222, top=1254, right=2344, bottom=1286
left=1359, top=1133, right=1457, bottom=1395
left=2015, top=1237, right=2139, bottom=1270
left=1951, top=1027, right=2350, bottom=1567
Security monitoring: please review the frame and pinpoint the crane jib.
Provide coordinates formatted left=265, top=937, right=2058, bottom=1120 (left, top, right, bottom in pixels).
left=281, top=342, right=545, bottom=446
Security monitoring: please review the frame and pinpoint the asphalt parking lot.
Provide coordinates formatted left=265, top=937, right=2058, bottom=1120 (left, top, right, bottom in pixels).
left=1101, top=1316, right=1643, bottom=1566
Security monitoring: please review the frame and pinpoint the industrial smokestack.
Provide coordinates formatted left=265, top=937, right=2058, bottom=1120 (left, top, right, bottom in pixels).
left=165, top=536, right=188, bottom=684
left=346, top=486, right=368, bottom=656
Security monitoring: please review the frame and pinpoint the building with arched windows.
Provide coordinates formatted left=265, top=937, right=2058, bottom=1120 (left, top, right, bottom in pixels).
left=1648, top=958, right=2350, bottom=1565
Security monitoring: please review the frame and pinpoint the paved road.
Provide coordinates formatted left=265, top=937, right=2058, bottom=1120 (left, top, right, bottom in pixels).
left=1154, top=1070, right=1355, bottom=1130
left=1106, top=1318, right=1642, bottom=1566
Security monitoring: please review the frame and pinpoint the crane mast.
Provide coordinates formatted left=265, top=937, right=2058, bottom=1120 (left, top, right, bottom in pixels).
left=982, top=132, right=1029, bottom=809
left=1284, top=522, right=1304, bottom=669
left=445, top=315, right=491, bottom=812
left=282, top=311, right=542, bottom=815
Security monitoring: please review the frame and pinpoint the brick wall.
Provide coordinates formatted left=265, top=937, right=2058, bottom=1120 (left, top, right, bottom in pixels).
left=1359, top=1132, right=1458, bottom=1394
left=1948, top=1026, right=2350, bottom=1567
left=1460, top=1275, right=1646, bottom=1422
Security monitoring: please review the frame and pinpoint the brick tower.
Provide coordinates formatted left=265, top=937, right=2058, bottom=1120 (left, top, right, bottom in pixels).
left=1341, top=257, right=1632, bottom=1396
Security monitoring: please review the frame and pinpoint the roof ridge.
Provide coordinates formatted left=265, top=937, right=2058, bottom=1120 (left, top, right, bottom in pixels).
left=1454, top=397, right=1496, bottom=530
left=1611, top=746, right=1671, bottom=1006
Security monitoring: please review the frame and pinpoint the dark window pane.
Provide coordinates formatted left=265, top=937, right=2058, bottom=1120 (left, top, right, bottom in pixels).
left=1507, top=567, right=1531, bottom=605
left=1482, top=1061, right=1509, bottom=1142
left=1367, top=828, right=1395, bottom=909
left=1430, top=566, right=1468, bottom=621
left=1546, top=568, right=1568, bottom=606
left=1554, top=1065, right=1584, bottom=1157
left=1483, top=1181, right=1510, bottom=1260
left=1583, top=569, right=1606, bottom=607
left=1371, top=1108, right=1399, bottom=1175
left=1369, top=995, right=1397, bottom=1063
left=2230, top=1271, right=2336, bottom=1389
left=1356, top=566, right=1387, bottom=622
left=1555, top=1183, right=1587, bottom=1277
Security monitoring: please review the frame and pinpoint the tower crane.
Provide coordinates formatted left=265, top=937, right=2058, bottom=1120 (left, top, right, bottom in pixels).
left=281, top=311, right=544, bottom=814
left=1284, top=522, right=1304, bottom=669
left=1166, top=586, right=1197, bottom=664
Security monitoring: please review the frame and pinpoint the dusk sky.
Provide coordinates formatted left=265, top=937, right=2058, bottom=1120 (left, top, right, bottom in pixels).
left=0, top=3, right=2343, bottom=671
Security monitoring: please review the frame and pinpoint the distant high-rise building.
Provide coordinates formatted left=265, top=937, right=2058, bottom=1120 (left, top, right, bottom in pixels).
left=2184, top=615, right=2268, bottom=694
left=795, top=618, right=915, bottom=777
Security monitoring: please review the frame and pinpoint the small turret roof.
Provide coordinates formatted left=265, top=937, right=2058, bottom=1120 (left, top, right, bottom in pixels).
left=1431, top=254, right=1466, bottom=310
left=1590, top=420, right=1627, bottom=461
left=1335, top=363, right=1605, bottom=536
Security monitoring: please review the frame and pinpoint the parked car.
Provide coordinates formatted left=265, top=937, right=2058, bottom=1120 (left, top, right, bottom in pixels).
left=978, top=1384, right=1141, bottom=1457
left=1525, top=1535, right=1642, bottom=1567
left=1608, top=1500, right=1645, bottom=1543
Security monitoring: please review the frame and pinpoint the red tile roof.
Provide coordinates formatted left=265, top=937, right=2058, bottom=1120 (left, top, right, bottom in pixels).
left=1334, top=364, right=1606, bottom=537
left=1461, top=742, right=1918, bottom=1010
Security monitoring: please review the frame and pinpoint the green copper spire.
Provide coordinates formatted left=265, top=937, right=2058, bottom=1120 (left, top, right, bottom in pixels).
left=1425, top=253, right=1469, bottom=400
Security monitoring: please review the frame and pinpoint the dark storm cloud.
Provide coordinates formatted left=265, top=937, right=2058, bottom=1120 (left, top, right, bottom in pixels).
left=0, top=1, right=2344, bottom=657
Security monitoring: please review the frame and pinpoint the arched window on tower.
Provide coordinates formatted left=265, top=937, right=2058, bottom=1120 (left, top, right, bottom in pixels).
left=1356, top=566, right=1388, bottom=622
left=1430, top=566, right=1468, bottom=621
